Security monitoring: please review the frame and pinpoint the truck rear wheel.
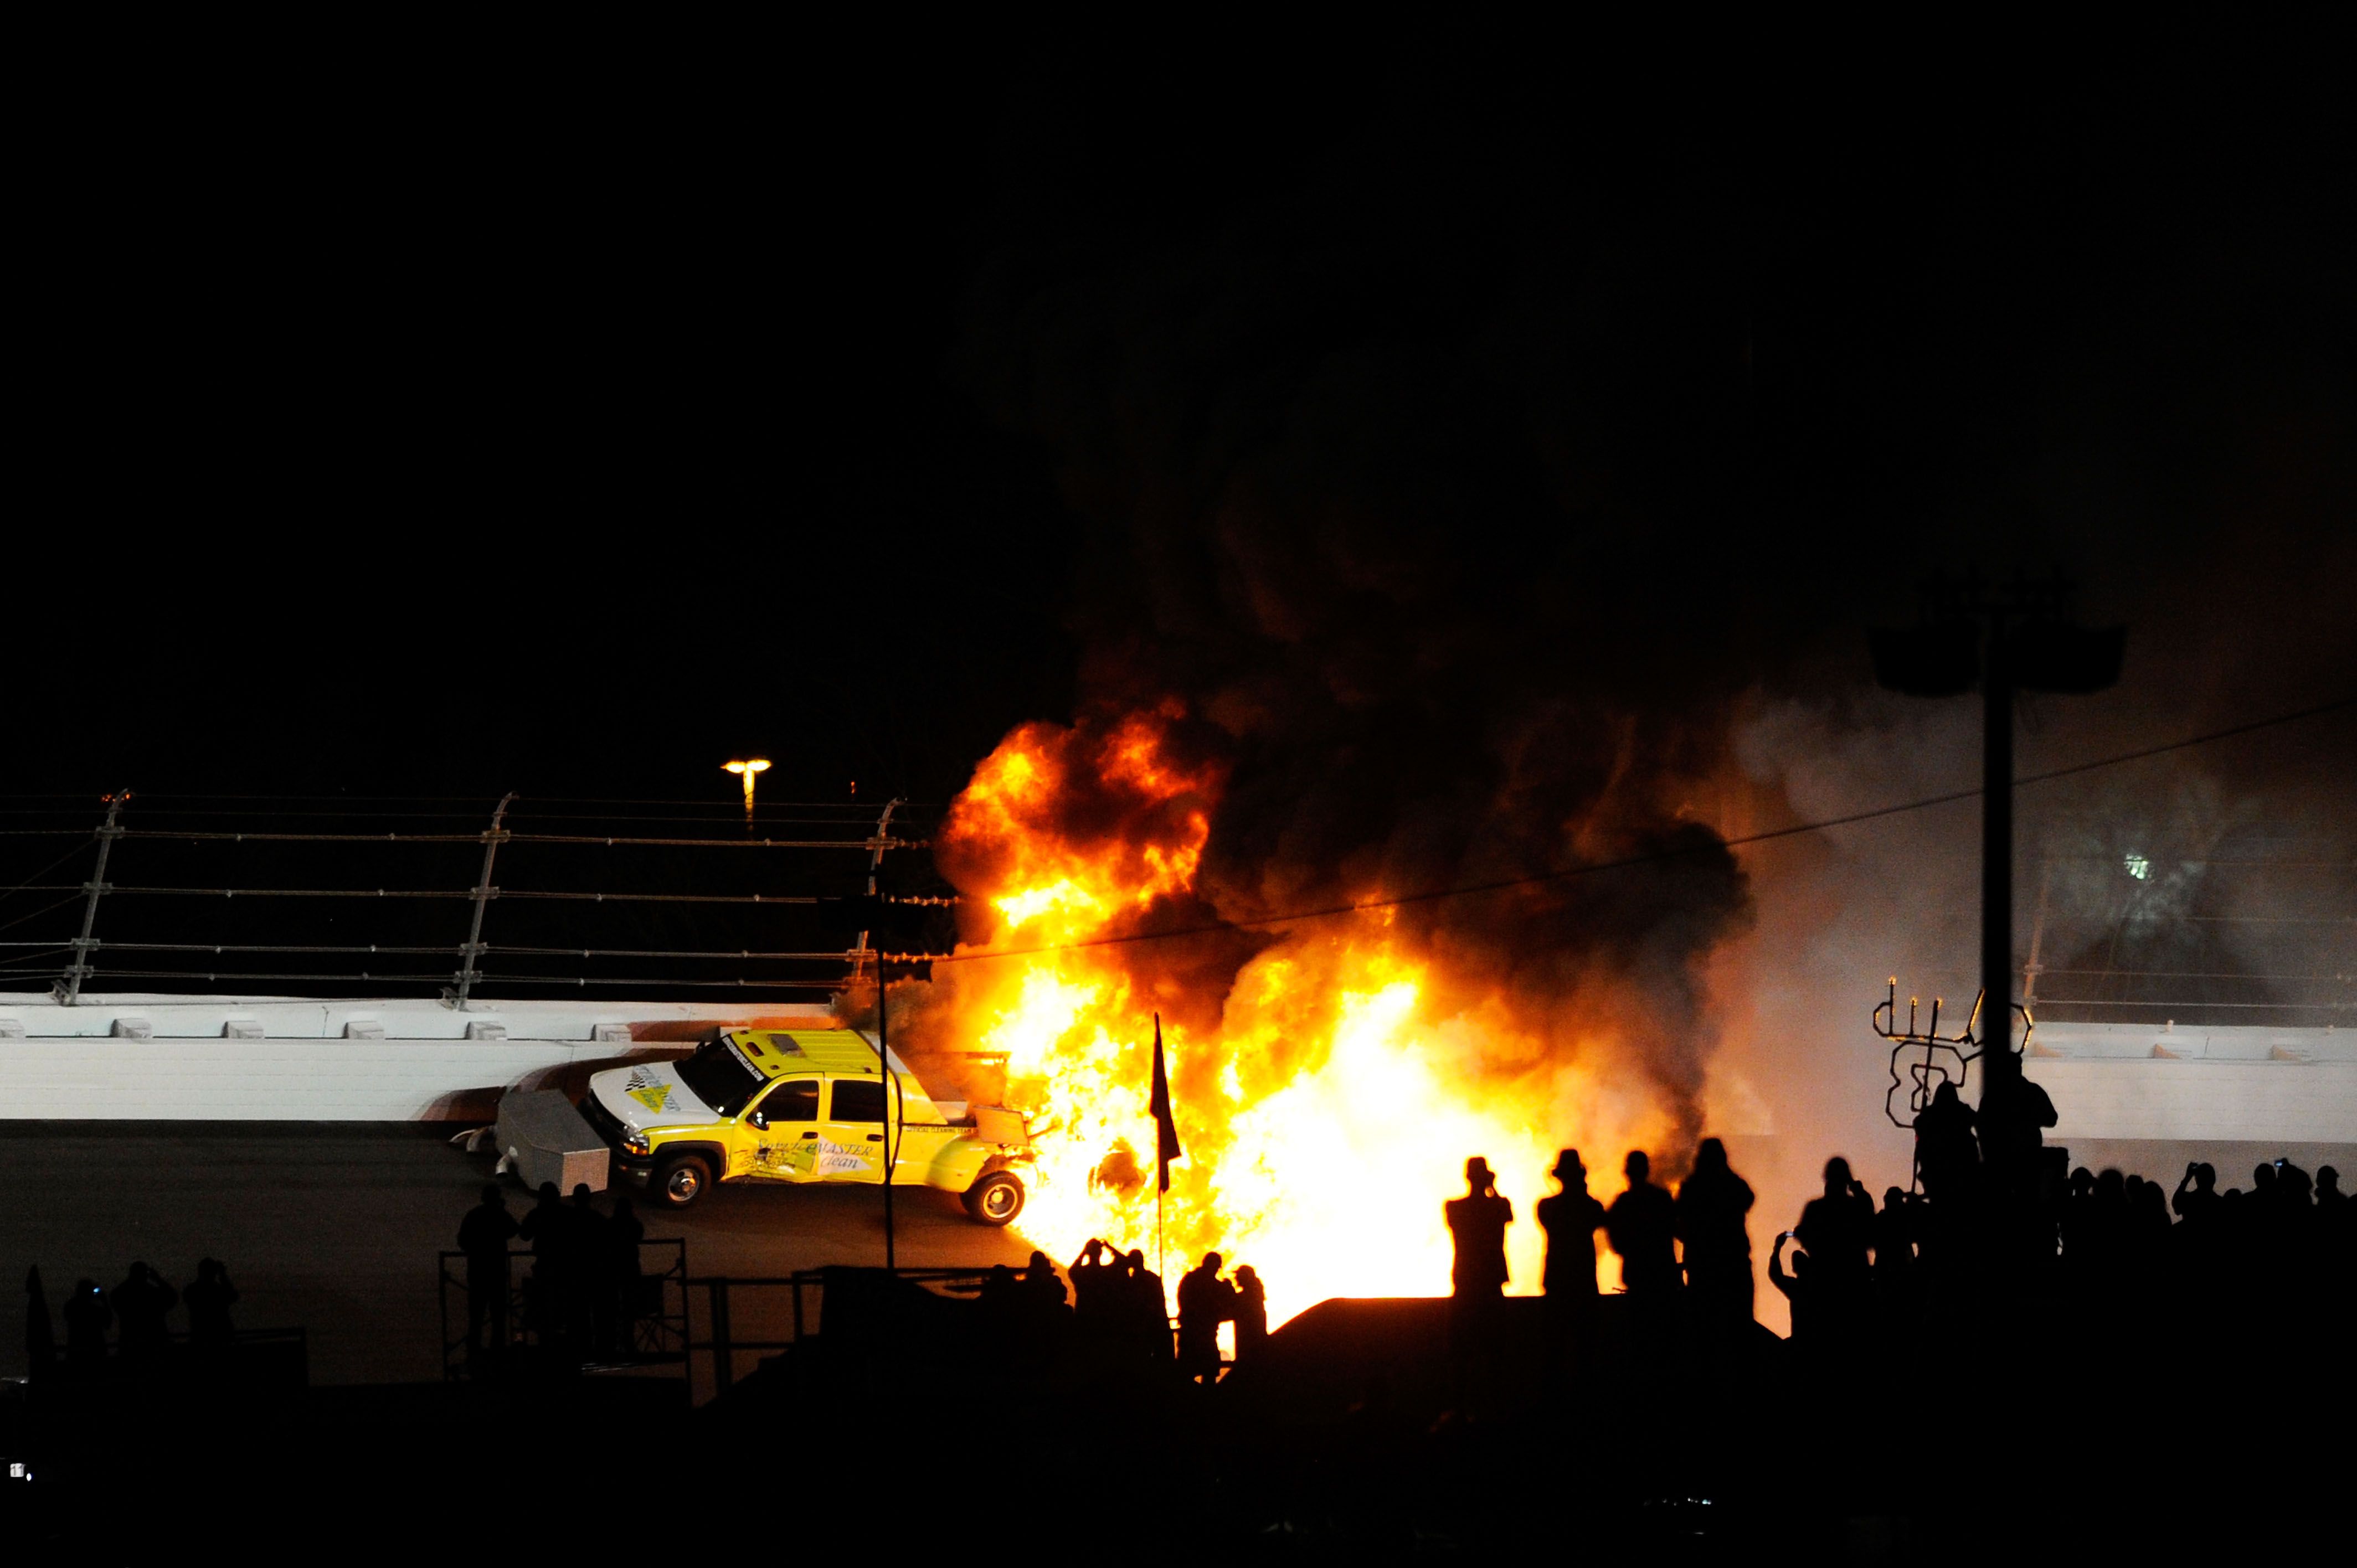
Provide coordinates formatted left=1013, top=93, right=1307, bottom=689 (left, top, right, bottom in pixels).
left=963, top=1171, right=1025, bottom=1226
left=655, top=1154, right=712, bottom=1209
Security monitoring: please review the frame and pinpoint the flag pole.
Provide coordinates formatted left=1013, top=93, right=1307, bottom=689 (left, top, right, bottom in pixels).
left=1149, top=1010, right=1179, bottom=1286
left=1156, top=1015, right=1164, bottom=1281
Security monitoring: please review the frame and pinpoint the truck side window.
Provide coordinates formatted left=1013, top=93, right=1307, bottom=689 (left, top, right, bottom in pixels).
left=828, top=1079, right=886, bottom=1123
left=762, top=1079, right=820, bottom=1123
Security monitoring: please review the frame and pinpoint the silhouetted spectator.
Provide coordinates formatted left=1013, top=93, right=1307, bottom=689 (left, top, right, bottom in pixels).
left=1006, top=1251, right=1067, bottom=1370
left=2076, top=1167, right=2140, bottom=1305
left=518, top=1181, right=573, bottom=1347
left=1122, top=1249, right=1170, bottom=1365
left=1176, top=1252, right=1236, bottom=1385
left=457, top=1182, right=518, bottom=1363
left=1977, top=1064, right=2058, bottom=1199
left=604, top=1193, right=644, bottom=1355
left=183, top=1259, right=238, bottom=1356
left=1069, top=1239, right=1117, bottom=1333
left=1871, top=1187, right=1918, bottom=1318
left=1796, top=1158, right=1874, bottom=1282
left=1536, top=1148, right=1606, bottom=1302
left=2173, top=1162, right=2221, bottom=1226
left=568, top=1183, right=608, bottom=1353
left=1605, top=1151, right=1678, bottom=1298
left=2128, top=1175, right=2174, bottom=1290
left=1445, top=1157, right=1514, bottom=1297
left=1913, top=1081, right=1978, bottom=1205
left=977, top=1263, right=1025, bottom=1355
left=1444, top=1157, right=1515, bottom=1410
left=111, top=1262, right=177, bottom=1370
left=1022, top=1250, right=1067, bottom=1313
left=2123, top=1172, right=2155, bottom=1240
left=1676, top=1137, right=1757, bottom=1329
left=1795, top=1159, right=1874, bottom=1339
left=2317, top=1165, right=2346, bottom=1216
left=24, top=1266, right=55, bottom=1381
left=63, top=1278, right=110, bottom=1378
left=1232, top=1265, right=1268, bottom=1368
left=1767, top=1233, right=1818, bottom=1344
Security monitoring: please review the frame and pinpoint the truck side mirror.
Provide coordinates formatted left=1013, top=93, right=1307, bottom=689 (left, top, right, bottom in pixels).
left=747, top=1110, right=768, bottom=1131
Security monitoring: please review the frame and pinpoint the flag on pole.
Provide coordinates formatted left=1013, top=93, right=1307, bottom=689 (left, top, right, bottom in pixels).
left=1150, top=1012, right=1182, bottom=1193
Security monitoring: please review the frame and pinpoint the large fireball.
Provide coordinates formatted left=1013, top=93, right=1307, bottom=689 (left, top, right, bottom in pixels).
left=913, top=704, right=1681, bottom=1324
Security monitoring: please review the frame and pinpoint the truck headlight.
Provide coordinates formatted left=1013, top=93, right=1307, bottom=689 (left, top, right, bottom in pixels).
left=622, top=1131, right=650, bottom=1156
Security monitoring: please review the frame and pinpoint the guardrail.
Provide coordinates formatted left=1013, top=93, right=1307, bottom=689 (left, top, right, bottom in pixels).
left=682, top=1267, right=1002, bottom=1395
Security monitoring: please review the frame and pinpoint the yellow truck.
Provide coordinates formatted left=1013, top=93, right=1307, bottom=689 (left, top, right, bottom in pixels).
left=579, top=1028, right=1036, bottom=1223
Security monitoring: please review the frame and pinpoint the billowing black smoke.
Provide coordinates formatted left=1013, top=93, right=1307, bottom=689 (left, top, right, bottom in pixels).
left=939, top=42, right=2355, bottom=1154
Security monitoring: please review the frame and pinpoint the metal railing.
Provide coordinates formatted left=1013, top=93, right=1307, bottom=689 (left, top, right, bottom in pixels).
left=683, top=1267, right=1000, bottom=1395
left=437, top=1238, right=689, bottom=1380
left=677, top=1269, right=1202, bottom=1402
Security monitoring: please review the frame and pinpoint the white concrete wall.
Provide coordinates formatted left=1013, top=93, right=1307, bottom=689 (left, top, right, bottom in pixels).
left=0, top=992, right=839, bottom=1120
left=2017, top=1024, right=2356, bottom=1144
left=2036, top=1060, right=2357, bottom=1144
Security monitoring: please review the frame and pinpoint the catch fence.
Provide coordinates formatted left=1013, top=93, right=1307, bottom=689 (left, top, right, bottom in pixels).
left=2014, top=843, right=2354, bottom=1028
left=0, top=792, right=963, bottom=1005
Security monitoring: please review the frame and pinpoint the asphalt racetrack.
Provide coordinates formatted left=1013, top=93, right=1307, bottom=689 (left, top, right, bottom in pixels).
left=0, top=1122, right=1035, bottom=1386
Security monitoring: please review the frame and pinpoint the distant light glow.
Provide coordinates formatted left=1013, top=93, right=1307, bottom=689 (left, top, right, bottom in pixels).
left=724, top=757, right=773, bottom=818
left=2124, top=852, right=2150, bottom=880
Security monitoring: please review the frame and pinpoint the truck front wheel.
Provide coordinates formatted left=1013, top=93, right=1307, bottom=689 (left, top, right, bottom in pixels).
left=656, top=1154, right=712, bottom=1209
left=963, top=1171, right=1025, bottom=1226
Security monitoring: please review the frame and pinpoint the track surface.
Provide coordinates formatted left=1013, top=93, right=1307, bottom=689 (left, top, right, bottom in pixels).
left=0, top=1122, right=1033, bottom=1385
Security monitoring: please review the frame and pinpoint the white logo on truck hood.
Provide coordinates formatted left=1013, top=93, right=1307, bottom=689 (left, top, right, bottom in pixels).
left=593, top=1065, right=719, bottom=1132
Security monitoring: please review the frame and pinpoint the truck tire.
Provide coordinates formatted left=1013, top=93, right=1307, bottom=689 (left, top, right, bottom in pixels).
left=655, top=1154, right=712, bottom=1209
left=963, top=1171, right=1025, bottom=1226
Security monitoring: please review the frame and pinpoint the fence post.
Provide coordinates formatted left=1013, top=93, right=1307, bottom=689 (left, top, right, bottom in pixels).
left=54, top=791, right=127, bottom=1006
left=848, top=797, right=903, bottom=988
left=709, top=1280, right=734, bottom=1394
left=449, top=792, right=516, bottom=1010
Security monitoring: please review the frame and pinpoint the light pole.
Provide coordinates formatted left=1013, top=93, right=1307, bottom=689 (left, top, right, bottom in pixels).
left=723, top=758, right=771, bottom=826
left=1871, top=575, right=2121, bottom=1185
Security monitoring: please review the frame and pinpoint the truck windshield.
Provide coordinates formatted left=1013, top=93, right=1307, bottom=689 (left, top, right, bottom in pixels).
left=676, top=1037, right=766, bottom=1117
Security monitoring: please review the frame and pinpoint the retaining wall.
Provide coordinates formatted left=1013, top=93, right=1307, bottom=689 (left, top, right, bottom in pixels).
left=0, top=993, right=839, bottom=1120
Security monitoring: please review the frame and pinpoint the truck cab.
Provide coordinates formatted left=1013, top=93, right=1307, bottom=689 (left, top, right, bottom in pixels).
left=580, top=1028, right=1035, bottom=1224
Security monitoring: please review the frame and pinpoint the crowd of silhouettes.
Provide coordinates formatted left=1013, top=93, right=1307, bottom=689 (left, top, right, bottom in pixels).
left=23, top=1257, right=237, bottom=1382
left=1440, top=1082, right=2355, bottom=1390
left=967, top=1239, right=1268, bottom=1386
left=457, top=1180, right=1274, bottom=1384
left=457, top=1180, right=645, bottom=1368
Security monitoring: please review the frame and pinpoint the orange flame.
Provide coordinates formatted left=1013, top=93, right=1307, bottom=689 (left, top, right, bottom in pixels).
left=917, top=703, right=1680, bottom=1325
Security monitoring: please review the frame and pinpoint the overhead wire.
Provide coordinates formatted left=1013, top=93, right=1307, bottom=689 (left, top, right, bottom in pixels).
left=0, top=893, right=86, bottom=937
left=917, top=693, right=2357, bottom=967
left=0, top=841, right=94, bottom=907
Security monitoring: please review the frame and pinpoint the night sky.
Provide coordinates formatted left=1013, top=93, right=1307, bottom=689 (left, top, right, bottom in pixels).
left=11, top=20, right=2350, bottom=997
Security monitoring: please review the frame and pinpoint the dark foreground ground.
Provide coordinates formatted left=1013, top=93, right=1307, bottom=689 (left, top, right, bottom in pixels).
left=3, top=1281, right=2341, bottom=1561
left=0, top=1121, right=1031, bottom=1385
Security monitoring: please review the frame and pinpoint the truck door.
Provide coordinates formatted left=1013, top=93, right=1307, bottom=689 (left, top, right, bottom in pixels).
left=815, top=1076, right=891, bottom=1182
left=747, top=1078, right=821, bottom=1180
